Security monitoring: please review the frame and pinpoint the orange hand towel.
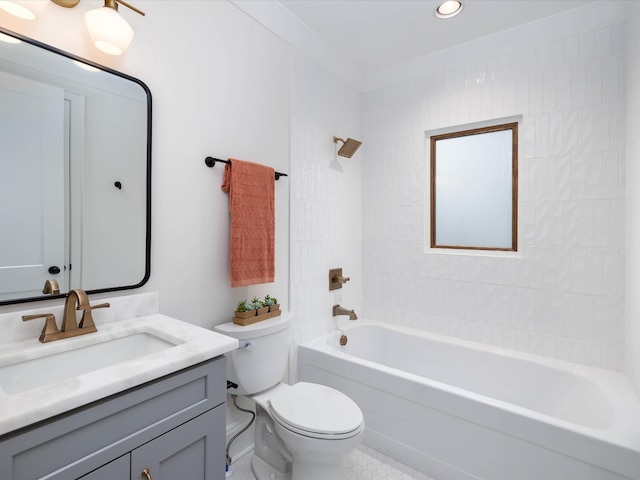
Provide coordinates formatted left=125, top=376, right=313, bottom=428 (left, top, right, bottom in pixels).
left=221, top=158, right=275, bottom=287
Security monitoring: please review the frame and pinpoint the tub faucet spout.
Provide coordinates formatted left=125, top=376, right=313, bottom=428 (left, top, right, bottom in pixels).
left=333, top=304, right=357, bottom=320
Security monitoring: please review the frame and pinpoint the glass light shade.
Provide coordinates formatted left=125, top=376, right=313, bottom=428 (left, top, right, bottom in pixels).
left=84, top=5, right=134, bottom=56
left=0, top=0, right=49, bottom=20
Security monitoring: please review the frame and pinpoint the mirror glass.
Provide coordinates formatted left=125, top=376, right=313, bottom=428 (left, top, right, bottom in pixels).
left=430, top=122, right=517, bottom=251
left=0, top=28, right=151, bottom=305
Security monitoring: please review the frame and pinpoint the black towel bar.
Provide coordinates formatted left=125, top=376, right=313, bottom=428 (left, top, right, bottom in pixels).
left=205, top=156, right=288, bottom=180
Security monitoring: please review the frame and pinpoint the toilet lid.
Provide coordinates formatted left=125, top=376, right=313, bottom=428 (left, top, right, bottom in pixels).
left=268, top=382, right=363, bottom=437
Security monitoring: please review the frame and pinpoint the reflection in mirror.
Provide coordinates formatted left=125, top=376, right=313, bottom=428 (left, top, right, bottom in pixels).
left=430, top=122, right=518, bottom=251
left=0, top=27, right=151, bottom=305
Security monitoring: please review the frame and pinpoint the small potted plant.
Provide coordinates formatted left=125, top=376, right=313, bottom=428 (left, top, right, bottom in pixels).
left=251, top=296, right=269, bottom=316
left=235, top=300, right=256, bottom=319
left=264, top=294, right=280, bottom=312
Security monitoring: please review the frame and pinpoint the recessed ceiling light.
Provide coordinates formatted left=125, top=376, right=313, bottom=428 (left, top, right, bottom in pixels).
left=435, top=0, right=463, bottom=19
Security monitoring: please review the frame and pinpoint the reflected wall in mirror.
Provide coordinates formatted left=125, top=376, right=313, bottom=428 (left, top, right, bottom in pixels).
left=430, top=121, right=518, bottom=251
left=0, top=28, right=151, bottom=305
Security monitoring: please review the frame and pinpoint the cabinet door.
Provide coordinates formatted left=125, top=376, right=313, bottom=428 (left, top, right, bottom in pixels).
left=131, top=408, right=225, bottom=480
left=78, top=454, right=129, bottom=480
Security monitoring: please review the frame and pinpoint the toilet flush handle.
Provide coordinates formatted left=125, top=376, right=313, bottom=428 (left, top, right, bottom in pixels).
left=239, top=342, right=253, bottom=350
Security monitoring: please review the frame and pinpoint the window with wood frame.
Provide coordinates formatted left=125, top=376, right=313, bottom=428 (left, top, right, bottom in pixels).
left=430, top=122, right=518, bottom=251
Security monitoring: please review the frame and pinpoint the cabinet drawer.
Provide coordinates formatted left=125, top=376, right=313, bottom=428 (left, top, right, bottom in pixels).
left=0, top=357, right=226, bottom=480
left=131, top=408, right=226, bottom=480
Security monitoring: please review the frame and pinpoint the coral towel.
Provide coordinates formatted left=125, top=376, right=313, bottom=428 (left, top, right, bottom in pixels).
left=221, top=158, right=275, bottom=287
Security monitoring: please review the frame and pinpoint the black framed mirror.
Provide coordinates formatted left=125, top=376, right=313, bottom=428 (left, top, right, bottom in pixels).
left=0, top=27, right=151, bottom=306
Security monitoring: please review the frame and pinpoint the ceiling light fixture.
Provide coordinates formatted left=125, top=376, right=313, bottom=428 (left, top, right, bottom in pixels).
left=0, top=0, right=48, bottom=20
left=0, top=0, right=144, bottom=55
left=84, top=0, right=145, bottom=56
left=435, top=0, right=463, bottom=19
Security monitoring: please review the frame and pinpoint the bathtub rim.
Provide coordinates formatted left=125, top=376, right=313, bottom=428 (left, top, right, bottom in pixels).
left=300, top=319, right=640, bottom=457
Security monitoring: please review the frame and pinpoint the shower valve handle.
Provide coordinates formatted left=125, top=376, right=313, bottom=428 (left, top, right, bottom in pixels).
left=329, top=268, right=350, bottom=290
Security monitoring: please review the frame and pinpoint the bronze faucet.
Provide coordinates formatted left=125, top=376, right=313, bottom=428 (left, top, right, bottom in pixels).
left=332, top=304, right=357, bottom=320
left=42, top=279, right=60, bottom=295
left=22, top=289, right=110, bottom=343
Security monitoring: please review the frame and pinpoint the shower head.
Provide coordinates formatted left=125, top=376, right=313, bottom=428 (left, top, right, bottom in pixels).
left=333, top=136, right=362, bottom=158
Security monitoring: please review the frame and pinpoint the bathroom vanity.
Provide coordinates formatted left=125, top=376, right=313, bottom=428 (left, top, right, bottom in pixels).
left=0, top=358, right=225, bottom=479
left=0, top=296, right=239, bottom=480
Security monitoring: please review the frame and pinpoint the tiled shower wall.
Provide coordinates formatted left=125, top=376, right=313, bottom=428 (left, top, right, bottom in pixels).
left=361, top=16, right=626, bottom=370
left=625, top=3, right=640, bottom=392
left=289, top=49, right=362, bottom=380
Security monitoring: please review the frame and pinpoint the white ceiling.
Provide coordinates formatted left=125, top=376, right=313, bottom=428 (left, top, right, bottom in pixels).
left=276, top=0, right=595, bottom=74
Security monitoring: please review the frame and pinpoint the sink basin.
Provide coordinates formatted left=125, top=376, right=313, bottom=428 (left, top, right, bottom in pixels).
left=0, top=332, right=177, bottom=395
left=0, top=313, right=239, bottom=436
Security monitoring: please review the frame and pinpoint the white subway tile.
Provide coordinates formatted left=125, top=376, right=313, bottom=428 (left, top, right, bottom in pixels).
left=577, top=106, right=595, bottom=153
left=555, top=155, right=571, bottom=201
left=571, top=61, right=587, bottom=108
left=601, top=55, right=621, bottom=103
left=585, top=152, right=603, bottom=199
left=562, top=109, right=579, bottom=155
left=542, top=70, right=557, bottom=112
left=569, top=339, right=587, bottom=365
left=578, top=200, right=595, bottom=246
left=570, top=248, right=588, bottom=293
left=548, top=111, right=564, bottom=157
left=570, top=155, right=586, bottom=200
left=585, top=248, right=603, bottom=295
left=555, top=65, right=571, bottom=111
left=561, top=201, right=580, bottom=246
left=585, top=342, right=603, bottom=367
left=602, top=345, right=620, bottom=371
left=594, top=103, right=611, bottom=152
left=555, top=247, right=573, bottom=292
left=579, top=31, right=595, bottom=60
left=584, top=61, right=603, bottom=106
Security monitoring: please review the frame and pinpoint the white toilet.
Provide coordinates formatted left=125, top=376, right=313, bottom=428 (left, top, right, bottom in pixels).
left=214, top=313, right=364, bottom=480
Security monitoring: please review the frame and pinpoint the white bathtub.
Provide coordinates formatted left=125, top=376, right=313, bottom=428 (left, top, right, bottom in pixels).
left=298, top=320, right=640, bottom=480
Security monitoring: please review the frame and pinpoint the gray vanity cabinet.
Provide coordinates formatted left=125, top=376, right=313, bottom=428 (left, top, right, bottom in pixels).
left=79, top=456, right=129, bottom=479
left=0, top=358, right=227, bottom=480
left=80, top=408, right=223, bottom=480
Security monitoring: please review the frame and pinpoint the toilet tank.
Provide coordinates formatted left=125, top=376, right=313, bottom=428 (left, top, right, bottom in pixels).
left=214, top=313, right=293, bottom=395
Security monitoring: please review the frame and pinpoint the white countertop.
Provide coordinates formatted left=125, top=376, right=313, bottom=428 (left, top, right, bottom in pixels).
left=0, top=313, right=238, bottom=436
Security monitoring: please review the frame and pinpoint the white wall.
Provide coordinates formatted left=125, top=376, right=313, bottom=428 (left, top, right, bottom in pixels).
left=361, top=4, right=626, bottom=371
left=0, top=1, right=291, bottom=329
left=625, top=2, right=640, bottom=391
left=288, top=49, right=362, bottom=380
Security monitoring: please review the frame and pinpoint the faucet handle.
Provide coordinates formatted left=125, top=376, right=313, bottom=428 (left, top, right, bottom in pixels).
left=79, top=302, right=110, bottom=330
left=22, top=313, right=60, bottom=343
left=329, top=268, right=351, bottom=290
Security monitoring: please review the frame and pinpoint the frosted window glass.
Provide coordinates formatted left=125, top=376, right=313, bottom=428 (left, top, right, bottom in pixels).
left=430, top=123, right=517, bottom=251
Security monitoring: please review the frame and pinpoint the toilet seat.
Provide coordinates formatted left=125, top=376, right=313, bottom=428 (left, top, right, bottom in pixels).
left=268, top=382, right=364, bottom=440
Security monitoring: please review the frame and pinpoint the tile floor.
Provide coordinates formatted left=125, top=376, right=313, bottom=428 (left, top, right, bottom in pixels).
left=227, top=444, right=436, bottom=480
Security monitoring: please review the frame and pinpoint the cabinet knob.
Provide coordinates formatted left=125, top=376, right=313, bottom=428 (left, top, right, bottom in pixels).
left=141, top=468, right=152, bottom=480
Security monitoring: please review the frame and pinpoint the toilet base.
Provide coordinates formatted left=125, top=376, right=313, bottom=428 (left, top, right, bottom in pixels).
left=251, top=452, right=349, bottom=480
left=251, top=454, right=290, bottom=480
left=291, top=459, right=348, bottom=480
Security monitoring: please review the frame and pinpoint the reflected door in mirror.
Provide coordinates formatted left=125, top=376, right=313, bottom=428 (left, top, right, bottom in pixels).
left=0, top=71, right=66, bottom=300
